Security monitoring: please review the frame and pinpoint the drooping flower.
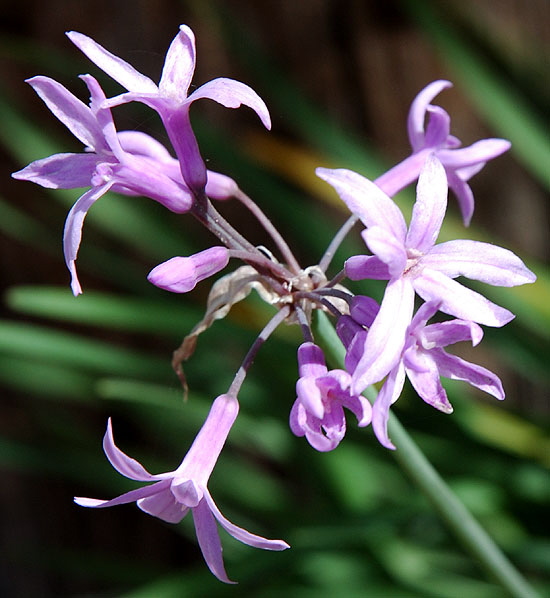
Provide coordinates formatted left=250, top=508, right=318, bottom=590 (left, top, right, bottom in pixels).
left=75, top=394, right=289, bottom=583
left=317, top=154, right=536, bottom=394
left=67, top=25, right=271, bottom=193
left=406, top=80, right=511, bottom=225
left=371, top=301, right=504, bottom=449
left=148, top=246, right=230, bottom=293
left=289, top=342, right=372, bottom=451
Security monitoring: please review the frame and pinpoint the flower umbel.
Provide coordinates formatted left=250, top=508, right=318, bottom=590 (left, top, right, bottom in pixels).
left=75, top=394, right=289, bottom=583
left=12, top=22, right=540, bottom=590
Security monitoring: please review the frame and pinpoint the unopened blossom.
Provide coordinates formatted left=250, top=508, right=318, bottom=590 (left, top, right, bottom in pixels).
left=289, top=342, right=371, bottom=451
left=406, top=80, right=511, bottom=225
left=67, top=25, right=271, bottom=193
left=75, top=395, right=289, bottom=583
left=371, top=301, right=504, bottom=449
left=317, top=155, right=536, bottom=394
left=148, top=246, right=230, bottom=293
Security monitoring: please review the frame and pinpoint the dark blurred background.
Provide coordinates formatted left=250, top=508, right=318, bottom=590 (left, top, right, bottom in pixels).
left=0, top=1, right=548, bottom=597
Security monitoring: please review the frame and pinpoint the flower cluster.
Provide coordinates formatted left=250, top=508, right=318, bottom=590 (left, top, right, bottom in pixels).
left=13, top=25, right=535, bottom=582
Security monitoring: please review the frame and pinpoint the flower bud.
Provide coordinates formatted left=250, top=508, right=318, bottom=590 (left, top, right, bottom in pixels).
left=148, top=246, right=229, bottom=293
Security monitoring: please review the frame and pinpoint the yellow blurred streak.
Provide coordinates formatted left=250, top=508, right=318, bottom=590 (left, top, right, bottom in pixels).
left=464, top=403, right=550, bottom=468
left=243, top=131, right=347, bottom=209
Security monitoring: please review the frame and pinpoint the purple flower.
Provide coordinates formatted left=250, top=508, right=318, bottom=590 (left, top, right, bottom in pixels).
left=406, top=80, right=511, bottom=225
left=67, top=25, right=271, bottom=192
left=12, top=75, right=196, bottom=295
left=75, top=394, right=289, bottom=583
left=371, top=301, right=504, bottom=449
left=148, top=246, right=230, bottom=293
left=289, top=342, right=372, bottom=451
left=317, top=155, right=536, bottom=394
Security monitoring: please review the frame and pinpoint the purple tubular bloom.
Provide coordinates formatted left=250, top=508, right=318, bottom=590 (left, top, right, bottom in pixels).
left=75, top=395, right=289, bottom=584
left=289, top=342, right=371, bottom=451
left=66, top=25, right=271, bottom=193
left=317, top=155, right=536, bottom=394
left=148, top=247, right=230, bottom=293
left=406, top=80, right=511, bottom=225
left=372, top=302, right=505, bottom=449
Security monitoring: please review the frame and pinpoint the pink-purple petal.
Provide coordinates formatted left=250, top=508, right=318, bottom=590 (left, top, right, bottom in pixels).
left=305, top=408, right=346, bottom=452
left=289, top=399, right=307, bottom=437
left=423, top=106, right=451, bottom=148
left=204, top=490, right=290, bottom=551
left=12, top=153, right=99, bottom=189
left=431, top=349, right=505, bottom=400
left=296, top=377, right=325, bottom=419
left=63, top=182, right=114, bottom=296
left=188, top=78, right=271, bottom=130
left=137, top=490, right=189, bottom=523
left=436, top=138, right=511, bottom=169
left=422, top=240, right=536, bottom=286
left=297, top=342, right=328, bottom=378
left=414, top=268, right=515, bottom=327
left=407, top=80, right=453, bottom=151
left=372, top=362, right=406, bottom=450
left=362, top=226, right=407, bottom=277
left=103, top=418, right=161, bottom=481
left=352, top=277, right=415, bottom=394
left=445, top=169, right=475, bottom=226
left=26, top=76, right=104, bottom=150
left=345, top=255, right=391, bottom=281
left=421, top=320, right=483, bottom=348
left=158, top=25, right=196, bottom=102
left=66, top=31, right=158, bottom=94
left=316, top=168, right=407, bottom=241
left=74, top=478, right=171, bottom=509
left=404, top=350, right=454, bottom=413
left=341, top=393, right=372, bottom=427
left=349, top=296, right=380, bottom=328
left=406, top=154, right=448, bottom=253
left=192, top=497, right=235, bottom=584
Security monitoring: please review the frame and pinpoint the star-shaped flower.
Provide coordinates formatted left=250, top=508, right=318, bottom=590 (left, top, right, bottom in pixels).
left=75, top=395, right=289, bottom=584
left=371, top=301, right=504, bottom=449
left=406, top=80, right=511, bottom=225
left=317, top=155, right=536, bottom=394
left=67, top=25, right=271, bottom=192
left=12, top=75, right=197, bottom=295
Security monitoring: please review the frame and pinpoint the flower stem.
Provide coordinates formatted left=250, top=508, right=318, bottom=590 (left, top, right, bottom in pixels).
left=234, top=188, right=302, bottom=274
left=387, top=413, right=540, bottom=598
left=228, top=305, right=290, bottom=397
left=314, top=310, right=539, bottom=598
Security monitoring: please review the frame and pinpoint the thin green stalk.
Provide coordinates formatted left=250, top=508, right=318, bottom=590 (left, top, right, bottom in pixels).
left=314, top=310, right=539, bottom=598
